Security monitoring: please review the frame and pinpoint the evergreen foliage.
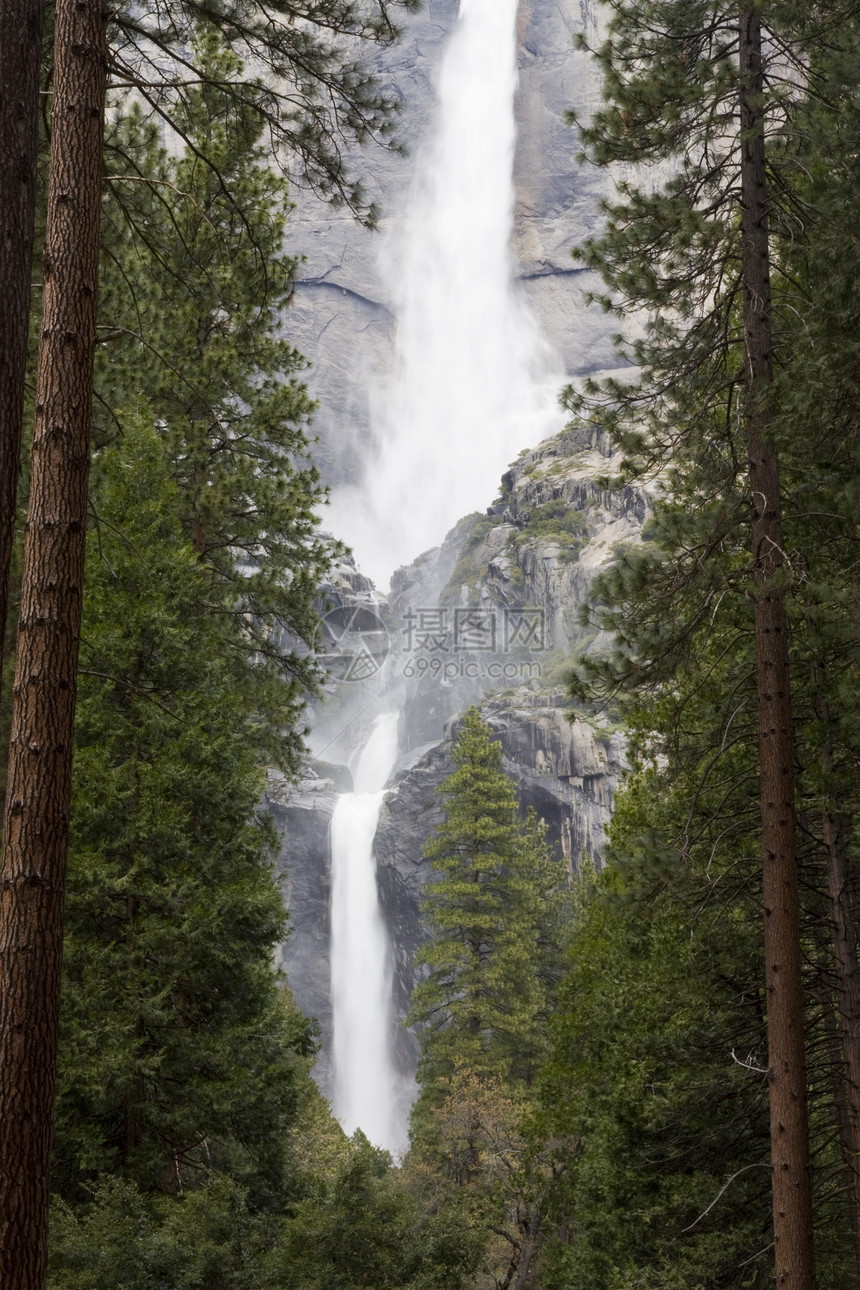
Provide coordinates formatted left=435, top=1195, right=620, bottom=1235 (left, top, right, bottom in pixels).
left=543, top=1, right=860, bottom=1283
left=49, top=1174, right=277, bottom=1290
left=273, top=1130, right=480, bottom=1290
left=50, top=1045, right=480, bottom=1290
left=408, top=708, right=569, bottom=1290
left=409, top=708, right=563, bottom=1092
left=97, top=40, right=333, bottom=774
left=53, top=414, right=316, bottom=1204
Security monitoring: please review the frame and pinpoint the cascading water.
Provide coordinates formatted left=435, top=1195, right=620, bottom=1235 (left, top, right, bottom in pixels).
left=327, top=0, right=564, bottom=1150
left=329, top=0, right=564, bottom=589
left=329, top=713, right=404, bottom=1153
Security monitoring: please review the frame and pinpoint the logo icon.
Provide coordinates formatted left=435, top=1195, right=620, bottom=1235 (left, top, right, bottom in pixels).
left=321, top=602, right=391, bottom=683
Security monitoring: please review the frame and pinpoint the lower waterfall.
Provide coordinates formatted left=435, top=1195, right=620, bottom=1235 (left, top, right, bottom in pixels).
left=324, top=0, right=560, bottom=1151
left=329, top=713, right=404, bottom=1154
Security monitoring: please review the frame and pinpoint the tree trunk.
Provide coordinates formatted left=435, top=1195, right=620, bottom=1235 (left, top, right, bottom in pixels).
left=739, top=10, right=817, bottom=1287
left=513, top=1204, right=541, bottom=1290
left=0, top=0, right=45, bottom=691
left=0, top=0, right=106, bottom=1282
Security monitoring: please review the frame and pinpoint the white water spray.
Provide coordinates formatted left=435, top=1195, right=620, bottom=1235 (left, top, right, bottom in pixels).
left=327, top=0, right=564, bottom=1150
left=330, top=713, right=404, bottom=1153
left=330, top=0, right=564, bottom=588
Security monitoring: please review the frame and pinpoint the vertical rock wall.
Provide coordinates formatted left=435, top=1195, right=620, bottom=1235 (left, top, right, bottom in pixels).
left=268, top=0, right=648, bottom=1103
left=270, top=424, right=653, bottom=1099
left=285, top=0, right=614, bottom=488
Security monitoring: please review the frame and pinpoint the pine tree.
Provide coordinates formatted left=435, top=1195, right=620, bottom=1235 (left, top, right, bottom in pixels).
left=764, top=60, right=860, bottom=1254
left=0, top=0, right=44, bottom=696
left=409, top=708, right=561, bottom=1092
left=52, top=411, right=315, bottom=1203
left=0, top=3, right=107, bottom=1283
left=538, top=786, right=778, bottom=1290
left=0, top=4, right=414, bottom=1282
left=408, top=708, right=566, bottom=1290
left=563, top=6, right=860, bottom=1283
left=96, top=44, right=331, bottom=772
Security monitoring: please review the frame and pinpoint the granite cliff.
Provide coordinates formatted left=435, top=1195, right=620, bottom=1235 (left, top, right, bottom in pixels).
left=285, top=0, right=614, bottom=489
left=265, top=0, right=653, bottom=1104
left=270, top=427, right=652, bottom=1094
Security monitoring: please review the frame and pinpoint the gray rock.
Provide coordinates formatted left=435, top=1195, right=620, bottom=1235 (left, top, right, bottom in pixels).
left=267, top=765, right=339, bottom=1090
left=265, top=0, right=654, bottom=1103
left=283, top=0, right=620, bottom=487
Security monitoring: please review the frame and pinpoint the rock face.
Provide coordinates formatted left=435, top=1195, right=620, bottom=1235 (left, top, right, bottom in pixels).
left=271, top=424, right=653, bottom=1099
left=390, top=420, right=651, bottom=746
left=267, top=767, right=341, bottom=1091
left=286, top=0, right=615, bottom=487
left=266, top=0, right=654, bottom=1103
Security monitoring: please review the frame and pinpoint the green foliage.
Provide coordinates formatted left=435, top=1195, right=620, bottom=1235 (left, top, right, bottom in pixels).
left=54, top=414, right=314, bottom=1204
left=50, top=1053, right=479, bottom=1290
left=97, top=39, right=333, bottom=775
left=409, top=708, right=564, bottom=1092
left=544, top=2, right=860, bottom=1284
left=508, top=499, right=588, bottom=566
left=407, top=709, right=570, bottom=1289
left=540, top=708, right=860, bottom=1288
left=48, top=1175, right=276, bottom=1290
left=539, top=862, right=773, bottom=1288
left=271, top=1132, right=480, bottom=1290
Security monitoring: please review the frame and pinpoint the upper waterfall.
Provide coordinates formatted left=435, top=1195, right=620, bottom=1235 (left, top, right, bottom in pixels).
left=329, top=0, right=565, bottom=589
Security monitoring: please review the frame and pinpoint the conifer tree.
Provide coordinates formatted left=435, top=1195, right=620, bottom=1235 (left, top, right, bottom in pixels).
left=96, top=45, right=331, bottom=772
left=0, top=3, right=108, bottom=1283
left=51, top=412, right=317, bottom=1203
left=409, top=708, right=561, bottom=1093
left=762, top=58, right=860, bottom=1252
left=0, top=0, right=44, bottom=694
left=563, top=6, right=860, bottom=1283
left=408, top=709, right=567, bottom=1290
left=0, top=0, right=415, bottom=1280
left=539, top=781, right=779, bottom=1290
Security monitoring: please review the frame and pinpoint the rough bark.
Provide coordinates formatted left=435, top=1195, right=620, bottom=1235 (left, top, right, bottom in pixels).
left=512, top=1205, right=541, bottom=1290
left=739, top=10, right=817, bottom=1288
left=0, top=0, right=107, bottom=1282
left=0, top=0, right=45, bottom=689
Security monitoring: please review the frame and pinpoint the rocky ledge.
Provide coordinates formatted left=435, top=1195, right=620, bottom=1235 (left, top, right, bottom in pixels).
left=269, top=421, right=652, bottom=1097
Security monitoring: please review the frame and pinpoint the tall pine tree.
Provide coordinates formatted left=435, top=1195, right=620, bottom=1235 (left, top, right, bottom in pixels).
left=408, top=708, right=566, bottom=1290
left=563, top=5, right=860, bottom=1282
left=409, top=708, right=561, bottom=1092
left=96, top=43, right=332, bottom=773
left=52, top=412, right=316, bottom=1205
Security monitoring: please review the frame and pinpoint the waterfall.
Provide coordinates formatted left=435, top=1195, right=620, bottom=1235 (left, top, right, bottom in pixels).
left=326, top=0, right=564, bottom=1150
left=330, top=0, right=564, bottom=589
left=330, top=713, right=404, bottom=1153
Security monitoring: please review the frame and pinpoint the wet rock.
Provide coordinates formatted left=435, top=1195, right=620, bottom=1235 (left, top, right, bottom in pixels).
left=284, top=0, right=619, bottom=487
left=267, top=764, right=340, bottom=1092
